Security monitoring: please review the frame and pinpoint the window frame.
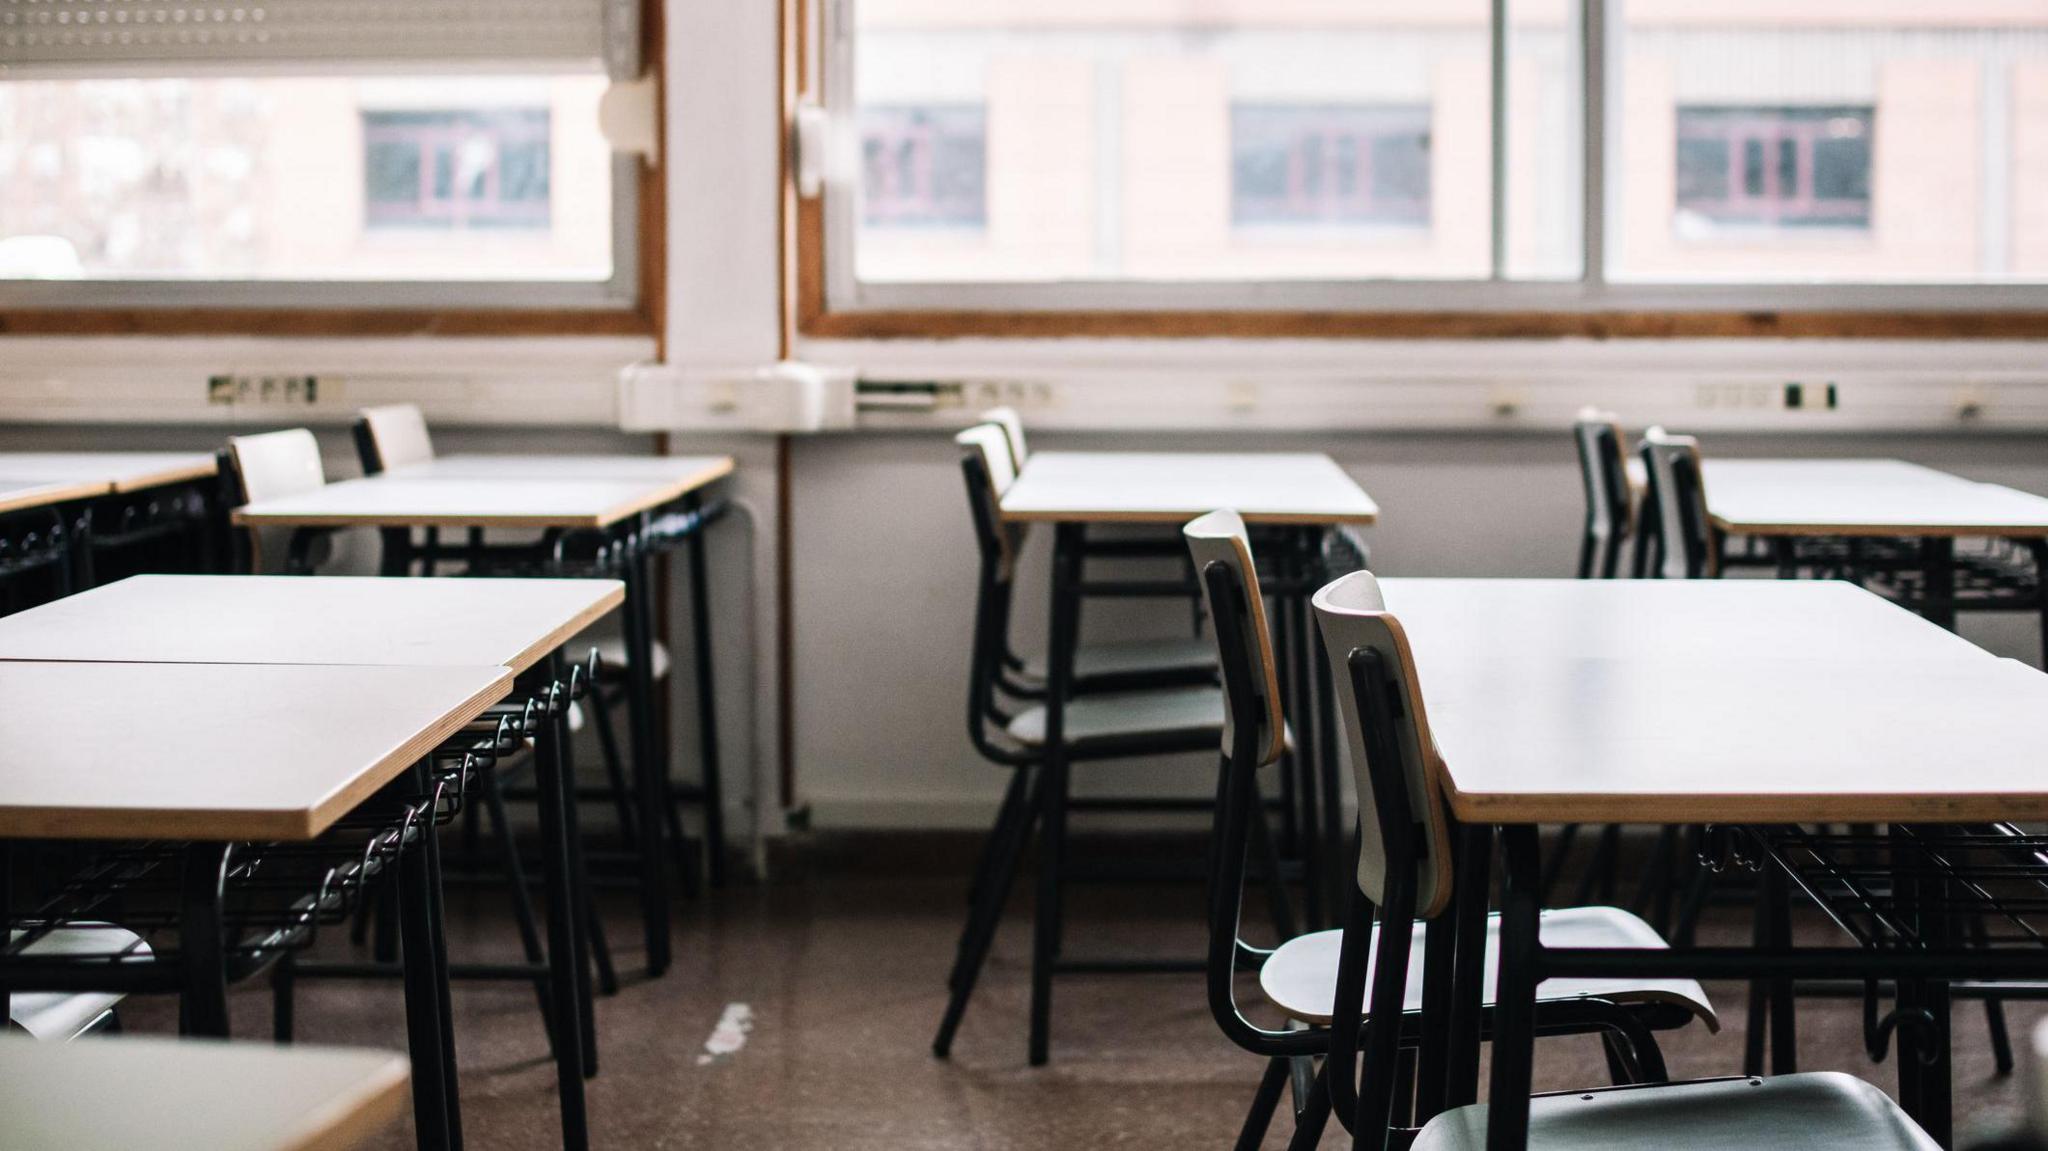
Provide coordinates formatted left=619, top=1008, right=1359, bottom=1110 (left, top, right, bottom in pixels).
left=0, top=0, right=662, bottom=339
left=793, top=0, right=2048, bottom=340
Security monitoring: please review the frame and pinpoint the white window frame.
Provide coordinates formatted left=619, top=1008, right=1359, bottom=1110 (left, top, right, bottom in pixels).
left=820, top=0, right=2048, bottom=315
left=0, top=96, right=640, bottom=313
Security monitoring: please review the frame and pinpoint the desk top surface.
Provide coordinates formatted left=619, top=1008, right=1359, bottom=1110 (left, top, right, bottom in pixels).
left=1371, top=578, right=2048, bottom=825
left=0, top=1035, right=409, bottom=1151
left=0, top=575, right=622, bottom=674
left=1702, top=458, right=2048, bottom=537
left=0, top=660, right=510, bottom=840
left=388, top=453, right=733, bottom=496
left=233, top=473, right=691, bottom=530
left=0, top=451, right=217, bottom=495
left=1000, top=451, right=1379, bottom=525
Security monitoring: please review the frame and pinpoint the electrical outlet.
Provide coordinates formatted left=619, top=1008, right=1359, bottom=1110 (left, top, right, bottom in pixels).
left=206, top=374, right=322, bottom=405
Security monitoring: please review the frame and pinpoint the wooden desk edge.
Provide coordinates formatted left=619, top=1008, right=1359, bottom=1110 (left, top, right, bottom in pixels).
left=298, top=665, right=515, bottom=839
left=0, top=478, right=112, bottom=514
left=111, top=459, right=220, bottom=494
left=1712, top=515, right=2048, bottom=539
left=286, top=1050, right=413, bottom=1151
left=1000, top=508, right=1379, bottom=527
left=1446, top=786, right=2048, bottom=826
left=233, top=508, right=613, bottom=530
left=513, top=583, right=628, bottom=674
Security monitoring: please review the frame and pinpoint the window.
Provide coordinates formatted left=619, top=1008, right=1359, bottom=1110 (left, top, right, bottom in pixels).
left=860, top=106, right=986, bottom=228
left=1232, top=105, right=1431, bottom=229
left=810, top=0, right=2048, bottom=323
left=365, top=109, right=554, bottom=231
left=0, top=0, right=642, bottom=313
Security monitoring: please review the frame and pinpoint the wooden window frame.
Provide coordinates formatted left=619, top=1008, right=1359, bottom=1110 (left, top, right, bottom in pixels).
left=0, top=0, right=665, bottom=345
left=785, top=0, right=2048, bottom=343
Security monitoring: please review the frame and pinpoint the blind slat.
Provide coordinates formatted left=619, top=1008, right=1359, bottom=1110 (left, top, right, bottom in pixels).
left=1, top=0, right=641, bottom=79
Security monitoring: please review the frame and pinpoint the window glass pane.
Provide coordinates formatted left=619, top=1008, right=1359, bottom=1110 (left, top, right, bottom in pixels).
left=1610, top=3, right=2048, bottom=283
left=849, top=0, right=1497, bottom=284
left=1504, top=0, right=1583, bottom=280
left=0, top=75, right=611, bottom=282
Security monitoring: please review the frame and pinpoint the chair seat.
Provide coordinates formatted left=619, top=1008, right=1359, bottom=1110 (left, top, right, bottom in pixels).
left=592, top=637, right=671, bottom=682
left=1005, top=685, right=1225, bottom=749
left=8, top=924, right=149, bottom=1040
left=1412, top=1072, right=1937, bottom=1150
left=1258, top=906, right=1716, bottom=1030
left=1022, top=637, right=1218, bottom=685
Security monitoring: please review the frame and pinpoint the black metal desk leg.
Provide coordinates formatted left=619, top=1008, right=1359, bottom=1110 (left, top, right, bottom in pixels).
left=1445, top=822, right=1493, bottom=1110
left=1765, top=857, right=1797, bottom=1075
left=1484, top=825, right=1543, bottom=1151
left=419, top=790, right=465, bottom=1150
left=534, top=678, right=592, bottom=1150
left=1921, top=537, right=1957, bottom=631
left=0, top=842, right=11, bottom=1026
left=684, top=494, right=727, bottom=888
left=1915, top=825, right=1954, bottom=1147
left=398, top=803, right=456, bottom=1151
left=1028, top=522, right=1083, bottom=1068
left=622, top=530, right=672, bottom=976
left=178, top=842, right=233, bottom=1038
left=552, top=655, right=599, bottom=1078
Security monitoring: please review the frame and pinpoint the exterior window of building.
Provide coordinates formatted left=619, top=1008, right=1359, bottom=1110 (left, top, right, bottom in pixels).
left=1232, top=105, right=1432, bottom=228
left=364, top=109, right=552, bottom=231
left=1674, top=106, right=1873, bottom=233
left=859, top=106, right=986, bottom=228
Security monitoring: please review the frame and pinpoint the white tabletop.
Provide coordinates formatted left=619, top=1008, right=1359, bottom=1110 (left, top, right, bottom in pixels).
left=0, top=575, right=623, bottom=675
left=0, top=1035, right=408, bottom=1151
left=233, top=474, right=688, bottom=530
left=1000, top=451, right=1379, bottom=525
left=1377, top=578, right=1990, bottom=668
left=389, top=453, right=733, bottom=500
left=1703, top=458, right=2048, bottom=537
left=0, top=452, right=217, bottom=495
left=0, top=661, right=511, bottom=841
left=1372, top=578, right=2048, bottom=825
left=0, top=477, right=105, bottom=515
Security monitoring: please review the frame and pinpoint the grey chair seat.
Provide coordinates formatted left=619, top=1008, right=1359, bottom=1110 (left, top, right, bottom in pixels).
left=592, top=636, right=671, bottom=682
left=1259, top=906, right=1716, bottom=1029
left=1021, top=637, right=1217, bottom=684
left=7, top=924, right=149, bottom=1040
left=1005, top=685, right=1225, bottom=749
left=1412, top=1071, right=1938, bottom=1150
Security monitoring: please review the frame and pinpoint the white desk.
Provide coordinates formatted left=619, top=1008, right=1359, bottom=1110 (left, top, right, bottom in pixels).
left=0, top=1035, right=409, bottom=1151
left=233, top=475, right=689, bottom=531
left=1703, top=459, right=2048, bottom=538
left=0, top=575, right=622, bottom=675
left=0, top=452, right=217, bottom=496
left=1373, top=579, right=2048, bottom=826
left=0, top=660, right=511, bottom=841
left=1000, top=451, right=1379, bottom=525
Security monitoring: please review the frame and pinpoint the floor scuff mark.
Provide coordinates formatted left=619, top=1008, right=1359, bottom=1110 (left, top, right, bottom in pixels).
left=697, top=1002, right=753, bottom=1065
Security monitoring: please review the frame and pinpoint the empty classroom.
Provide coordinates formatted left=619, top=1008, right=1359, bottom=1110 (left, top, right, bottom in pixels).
left=10, top=3, right=2048, bottom=1150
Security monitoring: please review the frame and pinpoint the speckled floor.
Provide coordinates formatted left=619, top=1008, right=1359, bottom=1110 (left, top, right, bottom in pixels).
left=115, top=835, right=2042, bottom=1149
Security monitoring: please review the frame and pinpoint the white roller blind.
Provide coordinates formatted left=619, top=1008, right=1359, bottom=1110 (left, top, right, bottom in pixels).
left=0, top=0, right=642, bottom=79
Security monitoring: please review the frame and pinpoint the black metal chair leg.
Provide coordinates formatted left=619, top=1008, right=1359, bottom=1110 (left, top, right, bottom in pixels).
left=934, top=770, right=1041, bottom=1058
left=271, top=954, right=297, bottom=1043
left=950, top=770, right=1030, bottom=992
left=684, top=505, right=727, bottom=888
left=1235, top=1057, right=1290, bottom=1151
left=1973, top=914, right=2015, bottom=1076
left=1284, top=1064, right=1332, bottom=1151
left=482, top=764, right=556, bottom=1044
left=1027, top=752, right=1071, bottom=1067
left=589, top=685, right=642, bottom=850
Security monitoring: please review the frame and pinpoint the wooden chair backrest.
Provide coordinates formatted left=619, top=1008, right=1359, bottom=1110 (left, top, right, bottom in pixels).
left=1312, top=570, right=1455, bottom=919
left=227, top=429, right=326, bottom=506
left=956, top=423, right=1025, bottom=583
left=1573, top=408, right=1633, bottom=541
left=1184, top=510, right=1285, bottom=768
left=1641, top=426, right=1717, bottom=579
left=980, top=406, right=1029, bottom=471
left=357, top=404, right=435, bottom=473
